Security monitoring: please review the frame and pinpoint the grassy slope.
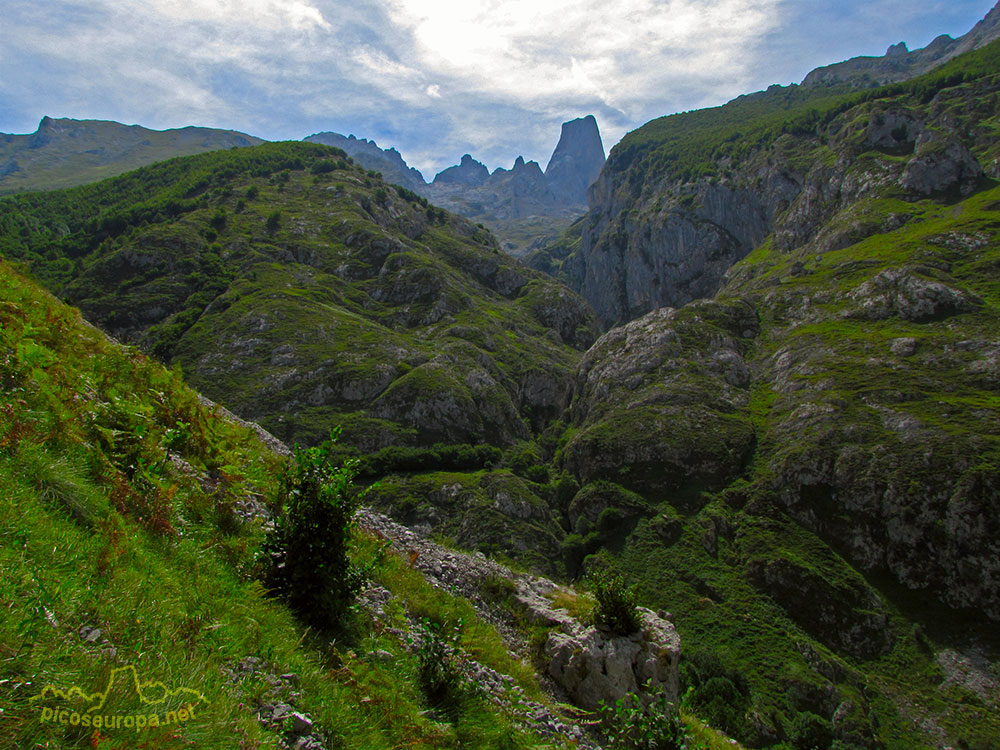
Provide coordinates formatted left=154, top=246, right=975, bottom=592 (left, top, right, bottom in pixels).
left=0, top=118, right=264, bottom=195
left=0, top=142, right=594, bottom=452
left=0, top=260, right=561, bottom=750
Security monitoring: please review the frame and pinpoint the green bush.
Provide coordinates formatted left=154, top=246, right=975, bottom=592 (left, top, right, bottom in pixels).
left=414, top=617, right=465, bottom=710
left=310, top=159, right=337, bottom=174
left=787, top=711, right=833, bottom=750
left=589, top=568, right=642, bottom=635
left=600, top=681, right=685, bottom=750
left=680, top=651, right=751, bottom=741
left=260, top=430, right=371, bottom=628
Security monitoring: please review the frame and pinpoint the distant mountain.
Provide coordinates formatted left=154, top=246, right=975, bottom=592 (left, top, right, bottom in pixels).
left=425, top=115, right=606, bottom=219
left=802, top=1, right=1000, bottom=88
left=302, top=117, right=607, bottom=256
left=302, top=131, right=426, bottom=192
left=544, top=115, right=607, bottom=206
left=0, top=117, right=262, bottom=194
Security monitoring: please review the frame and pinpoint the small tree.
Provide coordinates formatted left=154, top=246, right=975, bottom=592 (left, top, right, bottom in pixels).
left=260, top=430, right=370, bottom=628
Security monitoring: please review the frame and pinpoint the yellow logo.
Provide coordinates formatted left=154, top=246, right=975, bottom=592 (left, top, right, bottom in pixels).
left=29, top=665, right=208, bottom=733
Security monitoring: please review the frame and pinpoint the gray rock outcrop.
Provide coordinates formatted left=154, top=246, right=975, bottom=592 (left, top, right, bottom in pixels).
left=544, top=115, right=607, bottom=206
left=901, top=136, right=984, bottom=197
left=544, top=609, right=681, bottom=711
left=303, top=131, right=426, bottom=191
left=433, top=153, right=490, bottom=187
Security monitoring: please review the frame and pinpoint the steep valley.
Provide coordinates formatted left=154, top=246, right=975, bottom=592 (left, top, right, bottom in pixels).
left=2, top=30, right=1000, bottom=750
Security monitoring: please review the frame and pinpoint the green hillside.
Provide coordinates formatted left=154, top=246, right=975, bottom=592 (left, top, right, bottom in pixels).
left=0, top=141, right=595, bottom=453
left=0, top=259, right=592, bottom=749
left=0, top=117, right=263, bottom=195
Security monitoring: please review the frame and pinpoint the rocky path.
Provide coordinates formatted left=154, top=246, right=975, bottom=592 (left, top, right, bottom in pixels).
left=356, top=507, right=603, bottom=748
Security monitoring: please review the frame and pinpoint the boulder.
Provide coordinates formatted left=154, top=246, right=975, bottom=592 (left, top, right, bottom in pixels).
left=846, top=267, right=981, bottom=322
left=543, top=608, right=681, bottom=711
left=901, top=136, right=983, bottom=197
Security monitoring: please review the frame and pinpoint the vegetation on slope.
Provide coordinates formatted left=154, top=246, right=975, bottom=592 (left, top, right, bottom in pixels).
left=0, top=260, right=571, bottom=749
left=0, top=117, right=263, bottom=195
left=0, top=141, right=596, bottom=455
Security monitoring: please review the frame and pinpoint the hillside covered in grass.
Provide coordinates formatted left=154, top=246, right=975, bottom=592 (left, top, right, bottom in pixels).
left=0, top=117, right=263, bottom=195
left=0, top=259, right=620, bottom=750
left=0, top=140, right=596, bottom=453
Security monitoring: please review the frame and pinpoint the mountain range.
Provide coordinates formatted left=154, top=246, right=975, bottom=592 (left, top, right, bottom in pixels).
left=3, top=4, right=1000, bottom=750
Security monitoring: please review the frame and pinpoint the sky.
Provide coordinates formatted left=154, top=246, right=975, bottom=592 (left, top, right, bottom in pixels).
left=1, top=1, right=996, bottom=178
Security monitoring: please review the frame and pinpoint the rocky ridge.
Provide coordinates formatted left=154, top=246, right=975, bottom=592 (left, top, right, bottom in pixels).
left=357, top=508, right=680, bottom=745
left=539, top=39, right=998, bottom=326
left=424, top=115, right=606, bottom=221
left=303, top=131, right=426, bottom=192
left=802, top=1, right=1000, bottom=89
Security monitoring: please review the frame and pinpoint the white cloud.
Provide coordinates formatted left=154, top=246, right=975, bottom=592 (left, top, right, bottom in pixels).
left=123, top=0, right=331, bottom=31
left=382, top=0, right=783, bottom=117
left=2, top=0, right=995, bottom=177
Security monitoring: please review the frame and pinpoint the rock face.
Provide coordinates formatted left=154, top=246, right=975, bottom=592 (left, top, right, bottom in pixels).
left=900, top=136, right=984, bottom=197
left=544, top=609, right=680, bottom=711
left=540, top=60, right=994, bottom=326
left=510, top=577, right=680, bottom=712
left=544, top=115, right=607, bottom=206
left=303, top=131, right=426, bottom=191
left=564, top=299, right=757, bottom=496
left=424, top=116, right=606, bottom=221
left=845, top=266, right=982, bottom=322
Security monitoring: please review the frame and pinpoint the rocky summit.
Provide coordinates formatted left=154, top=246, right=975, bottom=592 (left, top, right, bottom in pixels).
left=544, top=115, right=607, bottom=207
left=303, top=131, right=427, bottom=192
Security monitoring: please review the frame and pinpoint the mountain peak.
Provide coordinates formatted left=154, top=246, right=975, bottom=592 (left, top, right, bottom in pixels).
left=544, top=115, right=606, bottom=207
left=432, top=153, right=489, bottom=186
left=802, top=1, right=1000, bottom=88
left=302, top=131, right=426, bottom=190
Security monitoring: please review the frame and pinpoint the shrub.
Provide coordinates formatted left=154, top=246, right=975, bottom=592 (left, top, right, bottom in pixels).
left=589, top=568, right=642, bottom=635
left=260, top=430, right=371, bottom=628
left=310, top=159, right=337, bottom=174
left=414, top=617, right=465, bottom=710
left=787, top=711, right=833, bottom=750
left=265, top=210, right=281, bottom=233
left=680, top=651, right=751, bottom=741
left=600, top=681, right=685, bottom=750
